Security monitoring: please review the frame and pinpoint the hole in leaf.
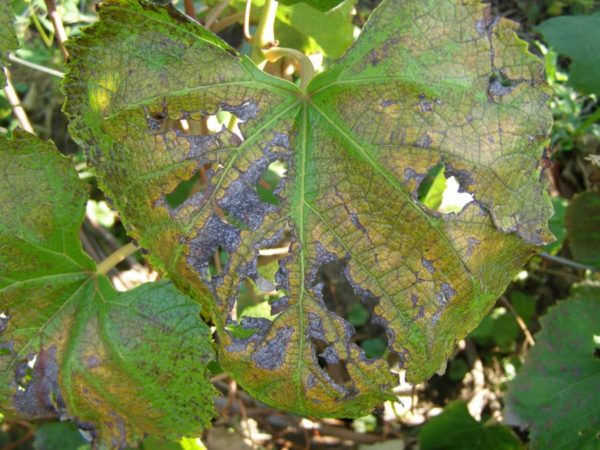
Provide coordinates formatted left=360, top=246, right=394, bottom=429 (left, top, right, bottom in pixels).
left=165, top=168, right=208, bottom=209
left=208, top=246, right=229, bottom=279
left=311, top=337, right=354, bottom=389
left=488, top=72, right=516, bottom=97
left=147, top=108, right=244, bottom=140
left=417, top=163, right=474, bottom=214
left=316, top=259, right=389, bottom=361
left=0, top=311, right=8, bottom=333
left=16, top=354, right=38, bottom=390
left=256, top=160, right=288, bottom=205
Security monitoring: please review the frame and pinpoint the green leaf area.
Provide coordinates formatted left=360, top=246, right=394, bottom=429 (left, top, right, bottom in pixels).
left=419, top=401, right=522, bottom=450
left=277, top=0, right=346, bottom=12
left=566, top=191, right=600, bottom=269
left=0, top=133, right=217, bottom=449
left=536, top=14, right=600, bottom=96
left=506, top=288, right=600, bottom=450
left=0, top=0, right=18, bottom=87
left=63, top=0, right=552, bottom=417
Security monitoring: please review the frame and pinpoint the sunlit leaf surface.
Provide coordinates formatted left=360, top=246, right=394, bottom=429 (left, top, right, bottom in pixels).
left=0, top=1, right=18, bottom=87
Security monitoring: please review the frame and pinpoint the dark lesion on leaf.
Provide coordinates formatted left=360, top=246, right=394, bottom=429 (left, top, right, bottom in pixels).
left=13, top=346, right=65, bottom=420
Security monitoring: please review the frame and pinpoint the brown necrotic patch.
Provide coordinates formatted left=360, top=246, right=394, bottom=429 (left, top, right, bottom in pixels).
left=13, top=346, right=65, bottom=420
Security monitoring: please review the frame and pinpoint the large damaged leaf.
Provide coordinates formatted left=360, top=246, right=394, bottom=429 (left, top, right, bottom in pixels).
left=0, top=133, right=217, bottom=448
left=0, top=0, right=18, bottom=87
left=64, top=0, right=553, bottom=417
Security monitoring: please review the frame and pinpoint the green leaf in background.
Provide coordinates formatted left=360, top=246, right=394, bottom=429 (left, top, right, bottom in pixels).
left=224, top=0, right=356, bottom=58
left=277, top=0, right=346, bottom=12
left=565, top=191, right=600, bottom=269
left=0, top=133, right=217, bottom=449
left=469, top=293, right=536, bottom=349
left=545, top=196, right=568, bottom=255
left=419, top=401, right=523, bottom=450
left=64, top=0, right=552, bottom=417
left=278, top=0, right=356, bottom=58
left=0, top=0, right=18, bottom=87
left=536, top=14, right=600, bottom=95
left=34, top=422, right=89, bottom=450
left=505, top=288, right=600, bottom=450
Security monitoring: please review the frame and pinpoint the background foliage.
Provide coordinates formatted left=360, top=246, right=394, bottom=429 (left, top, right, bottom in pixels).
left=0, top=0, right=599, bottom=449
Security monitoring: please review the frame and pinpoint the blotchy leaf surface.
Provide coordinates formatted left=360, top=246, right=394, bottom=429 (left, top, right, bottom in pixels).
left=505, top=288, right=600, bottom=450
left=64, top=0, right=552, bottom=417
left=0, top=0, right=18, bottom=87
left=0, top=133, right=217, bottom=449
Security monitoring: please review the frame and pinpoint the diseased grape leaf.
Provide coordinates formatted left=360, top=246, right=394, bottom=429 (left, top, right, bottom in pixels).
left=0, top=0, right=18, bottom=87
left=63, top=0, right=553, bottom=417
left=505, top=288, right=600, bottom=450
left=0, top=133, right=217, bottom=449
left=565, top=191, right=600, bottom=269
left=419, top=401, right=523, bottom=450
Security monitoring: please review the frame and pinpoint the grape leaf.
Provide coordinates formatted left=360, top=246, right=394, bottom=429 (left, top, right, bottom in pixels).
left=505, top=288, right=600, bottom=450
left=419, top=401, right=522, bottom=450
left=0, top=133, right=217, bottom=448
left=0, top=0, right=18, bottom=87
left=63, top=0, right=552, bottom=417
left=566, top=191, right=600, bottom=269
left=536, top=14, right=600, bottom=96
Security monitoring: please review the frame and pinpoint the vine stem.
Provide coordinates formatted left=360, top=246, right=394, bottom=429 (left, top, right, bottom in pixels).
left=539, top=251, right=596, bottom=272
left=250, top=0, right=278, bottom=64
left=9, top=53, right=64, bottom=78
left=96, top=242, right=139, bottom=275
left=44, top=0, right=69, bottom=59
left=3, top=68, right=34, bottom=133
left=499, top=297, right=535, bottom=348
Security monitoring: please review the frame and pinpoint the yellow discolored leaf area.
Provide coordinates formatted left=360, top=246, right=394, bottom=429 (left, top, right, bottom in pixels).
left=0, top=133, right=217, bottom=449
left=64, top=0, right=553, bottom=417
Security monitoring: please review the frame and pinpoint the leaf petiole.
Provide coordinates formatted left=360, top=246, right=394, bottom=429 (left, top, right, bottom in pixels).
left=96, top=241, right=139, bottom=275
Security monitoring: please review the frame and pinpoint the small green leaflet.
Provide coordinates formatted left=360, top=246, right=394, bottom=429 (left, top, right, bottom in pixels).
left=0, top=133, right=217, bottom=449
left=64, top=0, right=552, bottom=417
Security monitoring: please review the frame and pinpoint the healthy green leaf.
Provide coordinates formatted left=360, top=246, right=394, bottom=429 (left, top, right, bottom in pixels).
left=277, top=0, right=346, bottom=12
left=0, top=0, right=18, bottom=87
left=63, top=0, right=552, bottom=417
left=536, top=14, right=600, bottom=95
left=419, top=401, right=523, bottom=450
left=0, top=133, right=217, bottom=448
left=565, top=191, right=600, bottom=268
left=505, top=288, right=600, bottom=450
